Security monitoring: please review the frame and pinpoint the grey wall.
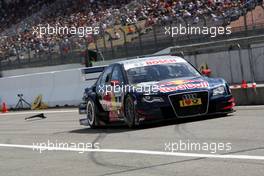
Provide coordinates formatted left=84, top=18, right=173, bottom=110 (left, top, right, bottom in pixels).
left=184, top=44, right=264, bottom=84
left=2, top=64, right=83, bottom=77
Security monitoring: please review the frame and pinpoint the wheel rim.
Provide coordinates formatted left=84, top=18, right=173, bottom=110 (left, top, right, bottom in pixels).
left=125, top=98, right=134, bottom=125
left=87, top=101, right=94, bottom=125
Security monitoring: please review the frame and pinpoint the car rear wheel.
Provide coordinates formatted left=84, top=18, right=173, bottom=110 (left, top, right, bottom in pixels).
left=124, top=95, right=136, bottom=128
left=86, top=98, right=98, bottom=128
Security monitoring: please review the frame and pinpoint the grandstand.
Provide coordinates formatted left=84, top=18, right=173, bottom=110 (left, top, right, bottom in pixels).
left=0, top=0, right=264, bottom=71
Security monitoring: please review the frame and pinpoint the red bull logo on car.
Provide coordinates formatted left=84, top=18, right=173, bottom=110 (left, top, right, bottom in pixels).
left=158, top=79, right=205, bottom=87
left=159, top=81, right=209, bottom=93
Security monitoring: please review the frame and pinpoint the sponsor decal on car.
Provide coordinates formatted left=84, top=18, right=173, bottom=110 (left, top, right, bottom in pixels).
left=159, top=81, right=209, bottom=93
left=158, top=79, right=205, bottom=87
left=123, top=57, right=186, bottom=70
left=179, top=93, right=203, bottom=107
left=145, top=59, right=179, bottom=65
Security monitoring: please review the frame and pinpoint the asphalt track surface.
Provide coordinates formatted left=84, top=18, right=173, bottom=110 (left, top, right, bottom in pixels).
left=0, top=106, right=264, bottom=176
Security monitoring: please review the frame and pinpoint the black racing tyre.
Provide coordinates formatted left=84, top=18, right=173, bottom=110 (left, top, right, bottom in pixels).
left=124, top=95, right=136, bottom=128
left=86, top=98, right=99, bottom=128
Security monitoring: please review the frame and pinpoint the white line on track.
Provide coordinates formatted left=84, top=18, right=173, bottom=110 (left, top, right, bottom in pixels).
left=235, top=105, right=264, bottom=110
left=1, top=105, right=263, bottom=116
left=0, top=143, right=264, bottom=161
left=0, top=110, right=78, bottom=116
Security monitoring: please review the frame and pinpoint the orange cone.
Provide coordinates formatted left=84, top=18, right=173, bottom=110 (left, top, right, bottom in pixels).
left=1, top=102, right=8, bottom=113
left=241, top=80, right=248, bottom=89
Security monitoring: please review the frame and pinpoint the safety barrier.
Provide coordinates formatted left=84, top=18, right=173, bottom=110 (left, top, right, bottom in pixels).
left=0, top=66, right=104, bottom=108
left=1, top=66, right=263, bottom=108
left=231, top=85, right=264, bottom=105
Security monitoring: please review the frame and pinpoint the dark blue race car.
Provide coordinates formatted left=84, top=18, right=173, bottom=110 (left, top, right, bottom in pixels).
left=79, top=55, right=235, bottom=128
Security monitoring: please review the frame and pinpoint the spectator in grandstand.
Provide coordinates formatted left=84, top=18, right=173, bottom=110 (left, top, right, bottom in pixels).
left=0, top=0, right=261, bottom=62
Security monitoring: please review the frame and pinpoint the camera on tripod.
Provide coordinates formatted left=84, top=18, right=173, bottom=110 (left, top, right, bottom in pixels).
left=17, top=94, right=23, bottom=97
left=15, top=93, right=31, bottom=110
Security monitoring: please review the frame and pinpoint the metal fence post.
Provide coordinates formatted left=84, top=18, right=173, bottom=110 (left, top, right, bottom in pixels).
left=133, top=24, right=143, bottom=55
left=248, top=45, right=256, bottom=83
left=243, top=14, right=248, bottom=34
left=183, top=18, right=191, bottom=41
left=201, top=14, right=207, bottom=26
left=59, top=42, right=64, bottom=64
left=48, top=43, right=52, bottom=64
left=228, top=49, right=234, bottom=84
left=250, top=11, right=255, bottom=29
left=105, top=31, right=115, bottom=59
left=15, top=47, right=20, bottom=65
left=152, top=24, right=158, bottom=51
left=27, top=47, right=31, bottom=64
left=93, top=35, right=99, bottom=52
left=102, top=33, right=107, bottom=50
left=194, top=53, right=198, bottom=69
left=169, top=23, right=174, bottom=45
left=237, top=44, right=245, bottom=82
left=119, top=27, right=128, bottom=57
left=0, top=60, right=2, bottom=77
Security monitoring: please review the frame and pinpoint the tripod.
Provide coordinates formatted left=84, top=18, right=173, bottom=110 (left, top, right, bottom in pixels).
left=15, top=94, right=31, bottom=110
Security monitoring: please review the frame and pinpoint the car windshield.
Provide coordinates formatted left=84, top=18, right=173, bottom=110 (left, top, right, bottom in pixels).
left=126, top=62, right=201, bottom=84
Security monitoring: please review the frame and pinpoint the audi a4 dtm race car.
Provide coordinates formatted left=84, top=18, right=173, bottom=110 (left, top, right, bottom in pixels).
left=79, top=55, right=235, bottom=128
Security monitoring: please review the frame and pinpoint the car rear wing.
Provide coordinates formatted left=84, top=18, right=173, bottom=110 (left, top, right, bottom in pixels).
left=81, top=66, right=106, bottom=81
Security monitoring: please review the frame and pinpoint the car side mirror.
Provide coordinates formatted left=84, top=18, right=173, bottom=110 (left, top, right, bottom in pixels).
left=111, top=80, right=120, bottom=86
left=92, top=86, right=96, bottom=92
left=201, top=69, right=212, bottom=77
left=105, top=74, right=110, bottom=83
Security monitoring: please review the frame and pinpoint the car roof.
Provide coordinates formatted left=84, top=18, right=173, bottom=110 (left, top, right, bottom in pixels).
left=117, top=55, right=187, bottom=70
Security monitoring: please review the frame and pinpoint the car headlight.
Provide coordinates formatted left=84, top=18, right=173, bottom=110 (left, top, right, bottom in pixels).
left=213, top=86, right=226, bottom=96
left=142, top=96, right=164, bottom=103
